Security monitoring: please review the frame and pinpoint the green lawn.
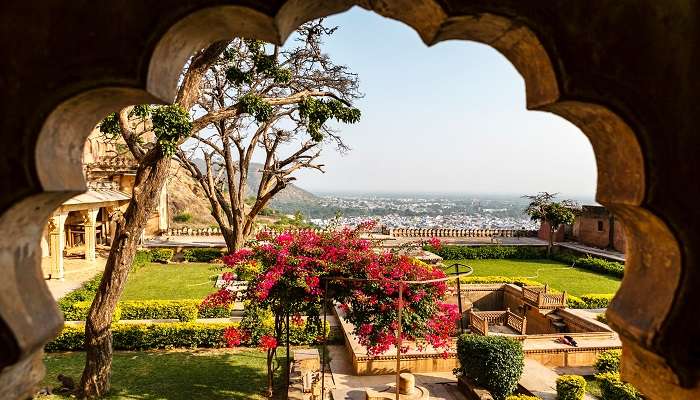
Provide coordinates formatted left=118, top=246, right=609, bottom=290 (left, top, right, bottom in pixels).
left=443, top=259, right=621, bottom=296
left=41, top=350, right=273, bottom=400
left=121, top=263, right=221, bottom=300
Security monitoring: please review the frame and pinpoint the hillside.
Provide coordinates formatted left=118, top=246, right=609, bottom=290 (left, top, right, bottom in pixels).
left=167, top=160, right=319, bottom=226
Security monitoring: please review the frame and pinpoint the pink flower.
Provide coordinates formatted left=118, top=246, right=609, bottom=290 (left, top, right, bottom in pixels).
left=259, top=335, right=278, bottom=350
left=428, top=237, right=442, bottom=250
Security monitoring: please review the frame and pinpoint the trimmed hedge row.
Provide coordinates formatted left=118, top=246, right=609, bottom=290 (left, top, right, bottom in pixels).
left=456, top=334, right=524, bottom=400
left=566, top=294, right=614, bottom=310
left=183, top=248, right=223, bottom=262
left=556, top=375, right=586, bottom=400
left=46, top=321, right=330, bottom=352
left=552, top=253, right=624, bottom=278
left=61, top=299, right=233, bottom=322
left=427, top=245, right=546, bottom=260
left=505, top=396, right=539, bottom=400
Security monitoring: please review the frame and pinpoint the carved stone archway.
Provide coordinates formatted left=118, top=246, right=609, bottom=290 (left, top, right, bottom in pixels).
left=0, top=1, right=698, bottom=399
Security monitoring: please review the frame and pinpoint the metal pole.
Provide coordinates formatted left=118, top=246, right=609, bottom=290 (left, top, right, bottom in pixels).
left=321, top=278, right=328, bottom=400
left=286, top=310, right=290, bottom=399
left=456, top=264, right=464, bottom=333
left=396, top=282, right=403, bottom=400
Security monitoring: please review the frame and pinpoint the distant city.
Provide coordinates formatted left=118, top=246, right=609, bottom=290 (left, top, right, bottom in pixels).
left=274, top=192, right=595, bottom=230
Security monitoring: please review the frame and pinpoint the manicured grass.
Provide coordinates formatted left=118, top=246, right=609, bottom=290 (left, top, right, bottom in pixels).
left=121, top=263, right=221, bottom=300
left=41, top=349, right=273, bottom=400
left=443, top=259, right=621, bottom=296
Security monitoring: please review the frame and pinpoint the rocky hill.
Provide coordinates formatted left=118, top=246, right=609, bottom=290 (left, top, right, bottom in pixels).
left=167, top=160, right=319, bottom=226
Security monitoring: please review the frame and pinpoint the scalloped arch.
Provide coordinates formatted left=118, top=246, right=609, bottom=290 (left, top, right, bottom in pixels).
left=14, top=1, right=687, bottom=399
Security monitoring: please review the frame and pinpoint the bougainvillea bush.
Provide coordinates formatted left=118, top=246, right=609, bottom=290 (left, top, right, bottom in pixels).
left=203, top=223, right=458, bottom=395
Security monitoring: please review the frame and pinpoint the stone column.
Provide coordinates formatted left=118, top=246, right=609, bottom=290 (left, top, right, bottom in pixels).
left=83, top=208, right=99, bottom=261
left=48, top=212, right=67, bottom=280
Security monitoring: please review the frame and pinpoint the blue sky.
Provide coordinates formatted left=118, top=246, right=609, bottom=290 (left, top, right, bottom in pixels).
left=269, top=7, right=597, bottom=199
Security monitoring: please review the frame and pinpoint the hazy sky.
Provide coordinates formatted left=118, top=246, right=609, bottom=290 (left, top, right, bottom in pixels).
left=262, top=7, right=598, bottom=198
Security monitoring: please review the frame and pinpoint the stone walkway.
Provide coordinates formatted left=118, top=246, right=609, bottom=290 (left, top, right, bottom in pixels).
left=556, top=242, right=625, bottom=262
left=520, top=359, right=597, bottom=400
left=327, top=346, right=466, bottom=400
left=42, top=256, right=106, bottom=299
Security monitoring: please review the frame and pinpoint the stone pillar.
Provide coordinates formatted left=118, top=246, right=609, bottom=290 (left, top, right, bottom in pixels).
left=83, top=208, right=99, bottom=261
left=48, top=212, right=67, bottom=280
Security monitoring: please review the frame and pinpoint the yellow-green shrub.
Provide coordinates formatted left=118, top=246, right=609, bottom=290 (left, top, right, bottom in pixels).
left=556, top=375, right=586, bottom=400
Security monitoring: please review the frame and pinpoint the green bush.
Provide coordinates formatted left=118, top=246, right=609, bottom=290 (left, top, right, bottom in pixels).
left=556, top=375, right=586, bottom=400
left=552, top=253, right=624, bottom=278
left=459, top=275, right=544, bottom=287
left=61, top=301, right=122, bottom=322
left=120, top=300, right=199, bottom=322
left=183, top=248, right=223, bottom=263
left=173, top=212, right=193, bottom=223
left=596, top=372, right=642, bottom=400
left=506, top=396, right=539, bottom=400
left=198, top=303, right=234, bottom=318
left=595, top=350, right=621, bottom=374
left=427, top=245, right=546, bottom=260
left=456, top=334, right=524, bottom=400
left=596, top=313, right=608, bottom=324
left=45, top=319, right=328, bottom=352
left=132, top=249, right=152, bottom=271
left=149, top=248, right=174, bottom=263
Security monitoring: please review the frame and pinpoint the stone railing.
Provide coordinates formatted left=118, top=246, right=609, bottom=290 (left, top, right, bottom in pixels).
left=384, top=228, right=537, bottom=238
left=165, top=226, right=222, bottom=236
left=522, top=285, right=567, bottom=309
left=469, top=309, right=527, bottom=335
left=86, top=155, right=139, bottom=171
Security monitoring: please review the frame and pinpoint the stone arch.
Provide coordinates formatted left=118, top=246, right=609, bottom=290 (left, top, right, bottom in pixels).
left=1, top=1, right=693, bottom=398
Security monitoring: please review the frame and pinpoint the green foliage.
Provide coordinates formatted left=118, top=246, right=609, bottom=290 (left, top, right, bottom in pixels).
left=458, top=275, right=545, bottom=287
left=239, top=93, right=273, bottom=123
left=506, top=396, right=539, bottom=400
left=427, top=245, right=546, bottom=260
left=98, top=112, right=121, bottom=138
left=456, top=334, right=525, bottom=400
left=224, top=39, right=292, bottom=87
left=173, top=212, right=193, bottom=223
left=523, top=192, right=579, bottom=231
left=552, top=253, right=624, bottom=278
left=183, top=248, right=223, bottom=263
left=149, top=248, right=174, bottom=263
left=556, top=375, right=586, bottom=400
left=129, top=104, right=152, bottom=118
left=57, top=273, right=103, bottom=311
left=61, top=301, right=122, bottom=322
left=46, top=318, right=328, bottom=352
left=46, top=322, right=231, bottom=352
left=299, top=97, right=361, bottom=141
left=120, top=300, right=199, bottom=322
left=595, top=350, right=621, bottom=374
left=597, top=313, right=608, bottom=324
left=132, top=249, right=152, bottom=272
left=595, top=372, right=642, bottom=400
left=579, top=294, right=614, bottom=308
left=61, top=298, right=227, bottom=322
left=151, top=104, right=192, bottom=156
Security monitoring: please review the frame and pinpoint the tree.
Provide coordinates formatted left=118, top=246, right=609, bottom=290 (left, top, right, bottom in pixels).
left=205, top=223, right=458, bottom=396
left=175, top=20, right=361, bottom=252
left=523, top=192, right=579, bottom=256
left=77, top=42, right=229, bottom=398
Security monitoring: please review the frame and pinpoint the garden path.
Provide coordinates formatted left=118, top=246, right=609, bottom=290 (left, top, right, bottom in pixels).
left=42, top=256, right=106, bottom=299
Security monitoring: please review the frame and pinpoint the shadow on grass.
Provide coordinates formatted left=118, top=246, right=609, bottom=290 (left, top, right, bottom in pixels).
left=43, top=349, right=274, bottom=400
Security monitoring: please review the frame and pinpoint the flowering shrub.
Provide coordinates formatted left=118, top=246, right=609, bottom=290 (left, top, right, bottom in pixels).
left=204, top=224, right=458, bottom=394
left=223, top=326, right=246, bottom=347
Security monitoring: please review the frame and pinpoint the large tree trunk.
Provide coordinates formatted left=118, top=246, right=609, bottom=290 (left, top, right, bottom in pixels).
left=547, top=225, right=555, bottom=257
left=78, top=154, right=170, bottom=398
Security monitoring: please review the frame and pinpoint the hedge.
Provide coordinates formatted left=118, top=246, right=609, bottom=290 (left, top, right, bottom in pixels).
left=595, top=349, right=621, bottom=374
left=505, top=396, right=539, bottom=400
left=459, top=276, right=544, bottom=287
left=426, top=245, right=546, bottom=260
left=183, top=248, right=223, bottom=263
left=556, top=375, right=586, bottom=400
left=566, top=294, right=613, bottom=309
left=61, top=299, right=233, bottom=322
left=456, top=334, right=524, bottom=400
left=46, top=320, right=330, bottom=352
left=596, top=372, right=642, bottom=400
left=552, top=253, right=624, bottom=278
left=149, top=248, right=174, bottom=263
